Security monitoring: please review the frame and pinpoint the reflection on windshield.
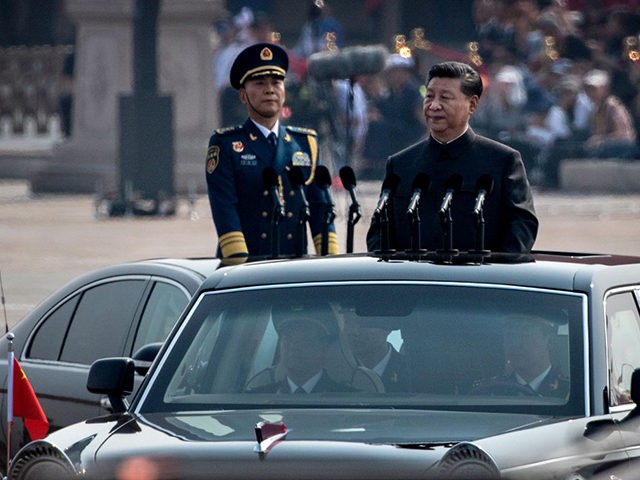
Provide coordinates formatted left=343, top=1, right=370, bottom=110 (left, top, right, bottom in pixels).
left=142, top=283, right=584, bottom=416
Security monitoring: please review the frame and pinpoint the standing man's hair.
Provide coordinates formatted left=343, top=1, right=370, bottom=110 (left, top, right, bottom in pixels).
left=427, top=61, right=483, bottom=98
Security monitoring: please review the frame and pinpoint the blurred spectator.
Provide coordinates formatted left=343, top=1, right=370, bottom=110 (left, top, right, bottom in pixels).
left=211, top=14, right=243, bottom=93
left=473, top=0, right=516, bottom=65
left=293, top=0, right=343, bottom=59
left=583, top=68, right=637, bottom=159
left=332, top=78, right=369, bottom=172
left=473, top=64, right=528, bottom=140
left=588, top=7, right=640, bottom=106
left=213, top=8, right=275, bottom=128
left=537, top=75, right=589, bottom=188
left=361, top=54, right=425, bottom=178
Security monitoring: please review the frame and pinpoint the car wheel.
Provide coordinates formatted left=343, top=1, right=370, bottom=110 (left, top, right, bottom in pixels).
left=9, top=443, right=75, bottom=480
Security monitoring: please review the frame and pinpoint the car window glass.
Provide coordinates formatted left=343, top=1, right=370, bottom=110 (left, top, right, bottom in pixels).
left=142, top=283, right=583, bottom=417
left=28, top=294, right=80, bottom=360
left=59, top=279, right=147, bottom=365
left=606, top=291, right=640, bottom=406
left=132, top=281, right=189, bottom=355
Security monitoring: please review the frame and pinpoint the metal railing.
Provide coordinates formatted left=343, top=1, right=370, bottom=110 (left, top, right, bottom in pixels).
left=0, top=45, right=73, bottom=142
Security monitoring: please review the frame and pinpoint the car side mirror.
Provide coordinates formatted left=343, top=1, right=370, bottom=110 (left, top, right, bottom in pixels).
left=132, top=342, right=163, bottom=376
left=87, top=357, right=135, bottom=413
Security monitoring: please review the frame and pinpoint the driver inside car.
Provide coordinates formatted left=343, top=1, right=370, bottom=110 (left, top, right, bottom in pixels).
left=473, top=314, right=569, bottom=398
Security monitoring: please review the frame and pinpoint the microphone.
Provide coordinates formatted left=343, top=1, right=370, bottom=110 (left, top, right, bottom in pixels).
left=262, top=167, right=285, bottom=219
left=439, top=174, right=463, bottom=215
left=339, top=166, right=360, bottom=210
left=473, top=174, right=494, bottom=216
left=374, top=173, right=400, bottom=217
left=314, top=165, right=335, bottom=211
left=287, top=166, right=310, bottom=219
left=406, top=173, right=430, bottom=218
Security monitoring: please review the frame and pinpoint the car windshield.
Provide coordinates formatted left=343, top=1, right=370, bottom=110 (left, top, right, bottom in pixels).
left=139, top=282, right=585, bottom=416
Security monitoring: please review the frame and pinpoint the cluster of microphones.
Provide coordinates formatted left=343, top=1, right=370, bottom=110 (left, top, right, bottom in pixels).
left=374, top=171, right=494, bottom=256
left=262, top=165, right=494, bottom=259
left=261, top=165, right=361, bottom=259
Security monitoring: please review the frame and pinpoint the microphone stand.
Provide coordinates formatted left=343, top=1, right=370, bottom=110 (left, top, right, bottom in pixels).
left=375, top=204, right=395, bottom=256
left=470, top=207, right=490, bottom=256
left=346, top=200, right=361, bottom=254
left=320, top=200, right=336, bottom=256
left=437, top=205, right=458, bottom=256
left=407, top=207, right=426, bottom=257
left=295, top=199, right=310, bottom=258
left=270, top=202, right=284, bottom=259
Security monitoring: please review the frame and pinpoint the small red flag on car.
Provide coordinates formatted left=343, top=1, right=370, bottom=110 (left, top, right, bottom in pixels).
left=8, top=353, right=49, bottom=441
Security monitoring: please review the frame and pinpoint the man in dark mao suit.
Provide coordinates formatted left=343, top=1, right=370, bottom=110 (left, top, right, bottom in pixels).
left=367, top=61, right=538, bottom=254
left=206, top=43, right=338, bottom=265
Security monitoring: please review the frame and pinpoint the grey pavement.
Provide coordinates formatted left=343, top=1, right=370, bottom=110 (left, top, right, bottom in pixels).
left=2, top=179, right=640, bottom=329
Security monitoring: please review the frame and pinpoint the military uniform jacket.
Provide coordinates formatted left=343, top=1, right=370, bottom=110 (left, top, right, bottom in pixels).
left=366, top=129, right=539, bottom=253
left=206, top=119, right=337, bottom=265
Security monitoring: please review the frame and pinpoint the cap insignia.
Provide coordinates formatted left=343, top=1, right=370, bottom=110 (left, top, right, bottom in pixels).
left=260, top=47, right=273, bottom=61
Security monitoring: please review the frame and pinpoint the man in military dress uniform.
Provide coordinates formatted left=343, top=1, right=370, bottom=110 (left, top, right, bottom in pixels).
left=206, top=42, right=338, bottom=265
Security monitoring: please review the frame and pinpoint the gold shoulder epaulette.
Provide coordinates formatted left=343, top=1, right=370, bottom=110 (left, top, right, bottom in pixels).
left=285, top=125, right=317, bottom=136
left=215, top=125, right=243, bottom=135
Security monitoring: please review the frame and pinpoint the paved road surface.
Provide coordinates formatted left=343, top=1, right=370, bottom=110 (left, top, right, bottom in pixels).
left=2, top=179, right=640, bottom=328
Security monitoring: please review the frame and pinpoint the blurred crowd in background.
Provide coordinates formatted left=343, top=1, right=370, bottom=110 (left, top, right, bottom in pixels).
left=213, top=0, right=640, bottom=188
left=2, top=1, right=640, bottom=189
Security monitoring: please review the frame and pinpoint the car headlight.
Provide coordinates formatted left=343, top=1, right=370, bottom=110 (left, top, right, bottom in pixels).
left=437, top=442, right=500, bottom=479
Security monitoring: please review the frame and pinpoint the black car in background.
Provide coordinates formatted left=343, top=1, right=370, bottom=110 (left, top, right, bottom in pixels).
left=9, top=252, right=640, bottom=479
left=0, top=258, right=220, bottom=470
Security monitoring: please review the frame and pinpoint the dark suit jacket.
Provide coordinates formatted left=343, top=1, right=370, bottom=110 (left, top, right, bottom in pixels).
left=472, top=365, right=570, bottom=399
left=248, top=370, right=354, bottom=394
left=519, top=366, right=569, bottom=398
left=367, top=129, right=538, bottom=253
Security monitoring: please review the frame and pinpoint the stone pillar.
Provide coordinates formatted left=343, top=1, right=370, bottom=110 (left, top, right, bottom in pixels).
left=158, top=1, right=221, bottom=194
left=30, top=0, right=222, bottom=194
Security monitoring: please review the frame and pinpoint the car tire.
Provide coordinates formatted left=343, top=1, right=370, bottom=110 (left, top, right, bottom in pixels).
left=9, top=443, right=75, bottom=480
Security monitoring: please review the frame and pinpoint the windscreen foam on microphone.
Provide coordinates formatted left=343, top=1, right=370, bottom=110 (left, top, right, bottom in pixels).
left=287, top=166, right=305, bottom=187
left=262, top=166, right=279, bottom=189
left=315, top=165, right=332, bottom=189
left=339, top=166, right=357, bottom=190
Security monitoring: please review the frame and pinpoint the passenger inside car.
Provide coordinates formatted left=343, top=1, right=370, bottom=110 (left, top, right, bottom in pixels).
left=343, top=311, right=412, bottom=392
left=247, top=311, right=354, bottom=394
left=471, top=314, right=570, bottom=398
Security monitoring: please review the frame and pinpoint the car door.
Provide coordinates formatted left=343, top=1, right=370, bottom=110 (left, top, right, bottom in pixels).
left=604, top=288, right=640, bottom=476
left=22, top=277, right=150, bottom=431
left=20, top=275, right=190, bottom=433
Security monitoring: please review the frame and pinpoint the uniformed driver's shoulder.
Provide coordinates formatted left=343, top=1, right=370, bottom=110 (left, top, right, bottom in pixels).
left=214, top=125, right=244, bottom=136
left=285, top=125, right=317, bottom=137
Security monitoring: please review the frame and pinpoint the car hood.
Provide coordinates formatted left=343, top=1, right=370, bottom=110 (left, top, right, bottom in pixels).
left=48, top=408, right=554, bottom=479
